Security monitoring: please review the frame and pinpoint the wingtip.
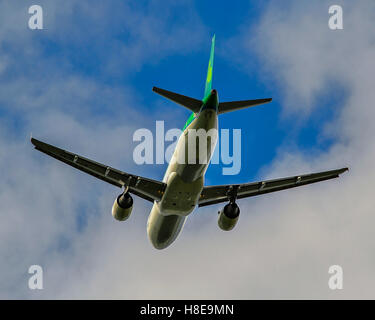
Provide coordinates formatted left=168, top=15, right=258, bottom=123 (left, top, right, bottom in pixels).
left=339, top=167, right=349, bottom=175
left=30, top=135, right=39, bottom=147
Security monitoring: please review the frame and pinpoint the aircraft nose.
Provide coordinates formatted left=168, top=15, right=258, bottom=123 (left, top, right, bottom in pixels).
left=211, top=89, right=217, bottom=95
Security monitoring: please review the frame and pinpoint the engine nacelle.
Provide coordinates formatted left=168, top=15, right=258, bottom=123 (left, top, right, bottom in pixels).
left=111, top=191, right=133, bottom=221
left=218, top=202, right=240, bottom=231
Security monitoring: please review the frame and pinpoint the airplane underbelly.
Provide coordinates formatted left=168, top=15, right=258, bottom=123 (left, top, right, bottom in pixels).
left=146, top=109, right=217, bottom=249
left=176, top=109, right=218, bottom=182
left=147, top=204, right=186, bottom=250
left=146, top=172, right=203, bottom=249
left=159, top=171, right=203, bottom=216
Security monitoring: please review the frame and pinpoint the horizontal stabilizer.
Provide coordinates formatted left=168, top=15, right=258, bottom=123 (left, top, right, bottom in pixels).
left=153, top=87, right=202, bottom=113
left=218, top=98, right=272, bottom=114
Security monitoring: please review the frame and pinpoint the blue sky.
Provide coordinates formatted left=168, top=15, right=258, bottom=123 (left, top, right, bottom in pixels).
left=15, top=0, right=335, bottom=186
left=2, top=0, right=374, bottom=299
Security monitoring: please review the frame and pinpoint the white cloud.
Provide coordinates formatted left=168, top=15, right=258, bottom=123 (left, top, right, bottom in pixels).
left=0, top=0, right=205, bottom=298
left=222, top=0, right=375, bottom=298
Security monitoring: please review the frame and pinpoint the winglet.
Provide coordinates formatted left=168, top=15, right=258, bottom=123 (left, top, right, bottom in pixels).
left=204, top=34, right=215, bottom=99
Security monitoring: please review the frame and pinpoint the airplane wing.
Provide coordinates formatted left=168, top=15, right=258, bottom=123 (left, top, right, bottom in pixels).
left=198, top=168, right=348, bottom=207
left=31, top=138, right=166, bottom=203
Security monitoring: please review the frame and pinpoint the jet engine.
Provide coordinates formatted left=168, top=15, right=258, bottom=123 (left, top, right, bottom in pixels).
left=112, top=190, right=133, bottom=221
left=218, top=202, right=240, bottom=231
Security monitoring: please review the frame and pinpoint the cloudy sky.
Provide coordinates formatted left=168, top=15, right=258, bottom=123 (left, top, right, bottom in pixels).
left=1, top=0, right=374, bottom=299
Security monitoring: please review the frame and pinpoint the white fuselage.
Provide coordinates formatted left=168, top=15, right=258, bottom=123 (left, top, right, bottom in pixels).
left=147, top=108, right=218, bottom=249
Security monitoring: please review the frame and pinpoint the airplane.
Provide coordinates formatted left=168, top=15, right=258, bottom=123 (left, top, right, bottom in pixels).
left=31, top=35, right=348, bottom=250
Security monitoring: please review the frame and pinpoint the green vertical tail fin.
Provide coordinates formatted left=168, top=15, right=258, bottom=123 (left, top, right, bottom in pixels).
left=204, top=34, right=215, bottom=99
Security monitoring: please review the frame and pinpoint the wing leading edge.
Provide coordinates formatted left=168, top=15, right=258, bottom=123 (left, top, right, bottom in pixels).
left=31, top=138, right=166, bottom=203
left=199, top=167, right=348, bottom=207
